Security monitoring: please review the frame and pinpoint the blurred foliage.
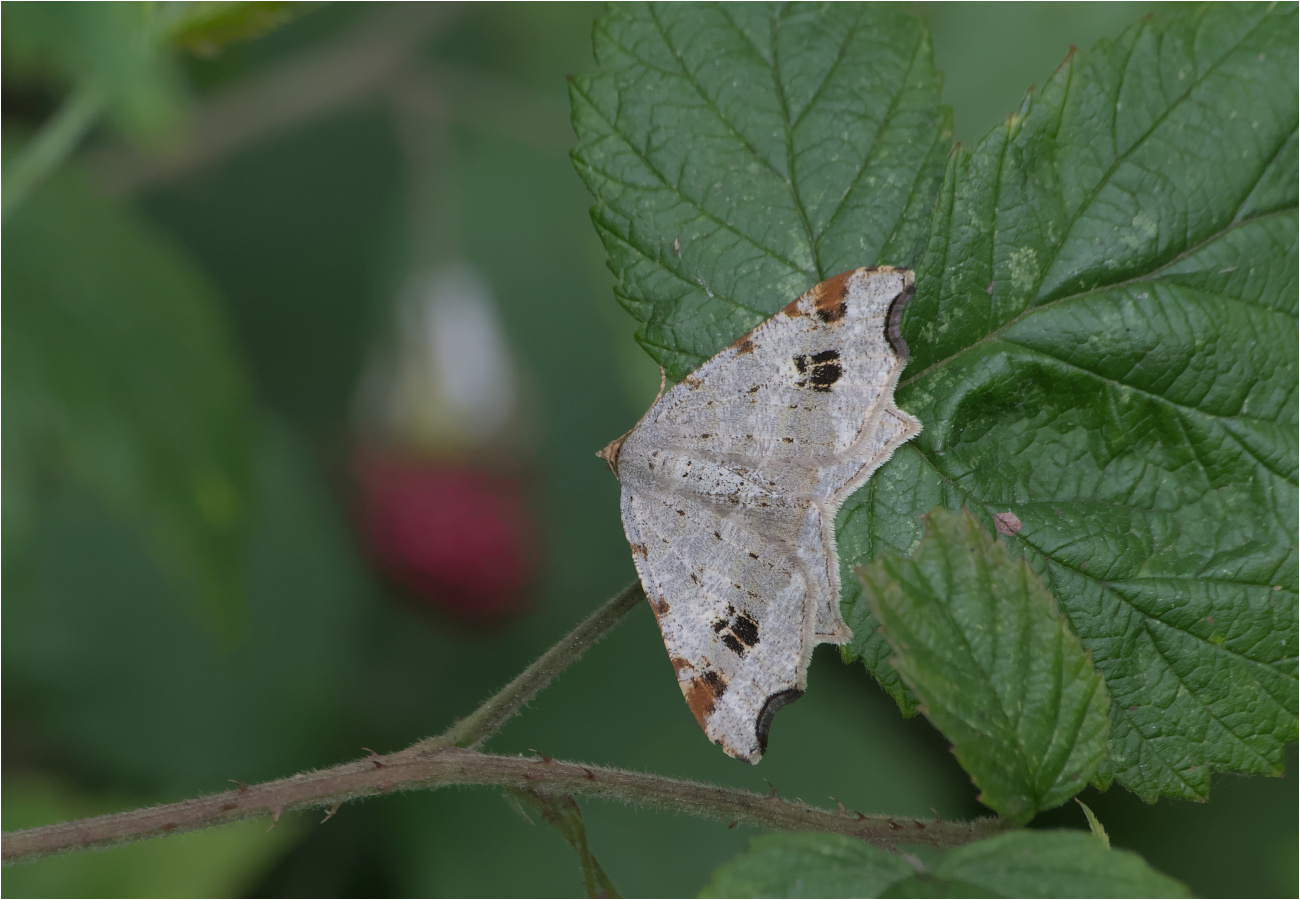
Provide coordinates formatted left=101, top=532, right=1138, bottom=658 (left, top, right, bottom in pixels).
left=4, top=158, right=254, bottom=623
left=702, top=831, right=1191, bottom=898
left=2, top=3, right=1295, bottom=898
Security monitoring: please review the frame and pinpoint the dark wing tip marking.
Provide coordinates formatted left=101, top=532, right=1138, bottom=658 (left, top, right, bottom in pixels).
left=885, top=277, right=915, bottom=360
left=755, top=689, right=804, bottom=756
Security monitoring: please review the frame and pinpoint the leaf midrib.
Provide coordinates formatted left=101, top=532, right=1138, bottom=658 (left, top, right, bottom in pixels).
left=897, top=205, right=1298, bottom=393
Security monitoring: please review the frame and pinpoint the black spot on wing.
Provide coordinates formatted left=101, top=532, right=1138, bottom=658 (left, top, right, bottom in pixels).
left=731, top=613, right=759, bottom=648
left=793, top=349, right=842, bottom=392
left=713, top=608, right=762, bottom=657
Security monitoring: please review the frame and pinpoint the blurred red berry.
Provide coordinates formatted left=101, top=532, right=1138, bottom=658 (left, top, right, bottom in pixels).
left=351, top=450, right=539, bottom=623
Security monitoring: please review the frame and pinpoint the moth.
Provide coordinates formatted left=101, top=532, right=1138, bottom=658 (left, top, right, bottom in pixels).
left=600, top=267, right=921, bottom=763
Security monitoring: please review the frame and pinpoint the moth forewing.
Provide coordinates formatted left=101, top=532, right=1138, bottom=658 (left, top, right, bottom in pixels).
left=605, top=267, right=920, bottom=762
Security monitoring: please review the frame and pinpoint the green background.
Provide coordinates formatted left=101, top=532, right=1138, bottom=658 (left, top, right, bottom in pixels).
left=3, top=4, right=1294, bottom=896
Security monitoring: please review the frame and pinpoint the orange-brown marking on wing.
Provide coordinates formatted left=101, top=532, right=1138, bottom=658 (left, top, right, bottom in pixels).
left=780, top=268, right=858, bottom=321
left=682, top=670, right=728, bottom=731
left=629, top=543, right=648, bottom=558
left=810, top=269, right=856, bottom=323
left=729, top=335, right=755, bottom=355
left=649, top=596, right=671, bottom=617
left=597, top=433, right=629, bottom=474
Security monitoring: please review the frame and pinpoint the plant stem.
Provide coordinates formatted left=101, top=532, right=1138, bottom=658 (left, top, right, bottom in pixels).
left=3, top=84, right=105, bottom=222
left=432, top=579, right=645, bottom=751
left=1, top=579, right=1006, bottom=866
left=1, top=746, right=1002, bottom=864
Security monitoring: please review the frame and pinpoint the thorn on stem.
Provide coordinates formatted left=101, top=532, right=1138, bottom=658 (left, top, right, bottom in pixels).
left=228, top=779, right=249, bottom=793
left=727, top=820, right=737, bottom=829
left=931, top=808, right=944, bottom=823
left=267, top=807, right=283, bottom=832
left=582, top=767, right=596, bottom=780
left=363, top=748, right=385, bottom=768
left=762, top=779, right=780, bottom=801
left=913, top=820, right=926, bottom=830
left=529, top=749, right=554, bottom=764
left=830, top=796, right=847, bottom=814
left=321, top=802, right=342, bottom=824
left=888, top=820, right=901, bottom=830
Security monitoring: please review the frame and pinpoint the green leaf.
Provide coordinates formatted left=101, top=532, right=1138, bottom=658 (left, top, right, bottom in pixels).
left=931, top=832, right=1190, bottom=898
left=158, top=2, right=314, bottom=58
left=574, top=2, right=1299, bottom=800
left=1075, top=799, right=1110, bottom=849
left=3, top=160, right=255, bottom=621
left=2, top=2, right=185, bottom=140
left=700, top=833, right=914, bottom=898
left=702, top=832, right=1189, bottom=898
left=571, top=0, right=950, bottom=708
left=509, top=789, right=621, bottom=898
left=570, top=2, right=951, bottom=381
left=849, top=2, right=1299, bottom=801
left=860, top=508, right=1111, bottom=824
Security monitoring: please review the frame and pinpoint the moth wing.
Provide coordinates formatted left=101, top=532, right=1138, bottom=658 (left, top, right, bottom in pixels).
left=609, top=266, right=922, bottom=762
left=810, top=405, right=922, bottom=638
left=621, top=487, right=821, bottom=763
left=641, top=267, right=914, bottom=487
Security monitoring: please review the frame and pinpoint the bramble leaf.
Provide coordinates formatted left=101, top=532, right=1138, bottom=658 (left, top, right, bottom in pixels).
left=574, top=2, right=1298, bottom=802
left=702, top=831, right=1189, bottom=898
left=570, top=2, right=951, bottom=380
left=571, top=0, right=949, bottom=712
left=860, top=508, right=1110, bottom=824
left=849, top=2, right=1298, bottom=801
left=699, top=833, right=914, bottom=899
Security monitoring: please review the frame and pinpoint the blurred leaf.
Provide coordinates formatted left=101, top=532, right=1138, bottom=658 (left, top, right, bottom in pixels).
left=574, top=1, right=1299, bottom=801
left=860, top=508, right=1110, bottom=824
left=3, top=417, right=370, bottom=791
left=924, top=831, right=1190, bottom=898
left=510, top=790, right=621, bottom=898
left=700, top=833, right=914, bottom=898
left=2, top=2, right=184, bottom=140
left=845, top=2, right=1298, bottom=802
left=703, top=831, right=1189, bottom=898
left=570, top=2, right=951, bottom=380
left=3, top=160, right=254, bottom=621
left=159, top=2, right=312, bottom=58
left=1, top=775, right=300, bottom=897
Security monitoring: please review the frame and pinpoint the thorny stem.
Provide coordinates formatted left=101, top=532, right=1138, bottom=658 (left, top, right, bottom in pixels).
left=2, top=580, right=1005, bottom=865
left=2, top=748, right=1002, bottom=864
left=433, top=579, right=645, bottom=751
